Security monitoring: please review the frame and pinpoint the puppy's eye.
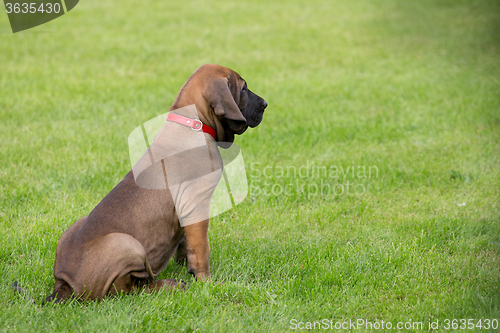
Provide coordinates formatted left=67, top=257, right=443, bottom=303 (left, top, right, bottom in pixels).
left=241, top=87, right=247, bottom=92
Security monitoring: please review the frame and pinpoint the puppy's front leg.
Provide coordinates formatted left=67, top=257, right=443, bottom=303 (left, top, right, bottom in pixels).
left=184, top=219, right=211, bottom=280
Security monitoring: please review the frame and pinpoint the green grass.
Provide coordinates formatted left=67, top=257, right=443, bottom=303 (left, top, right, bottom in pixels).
left=1, top=0, right=499, bottom=331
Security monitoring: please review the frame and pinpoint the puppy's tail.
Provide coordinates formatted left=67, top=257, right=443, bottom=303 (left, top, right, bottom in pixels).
left=11, top=281, right=34, bottom=303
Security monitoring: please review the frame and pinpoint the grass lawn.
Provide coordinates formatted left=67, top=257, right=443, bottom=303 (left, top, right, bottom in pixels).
left=1, top=0, right=499, bottom=331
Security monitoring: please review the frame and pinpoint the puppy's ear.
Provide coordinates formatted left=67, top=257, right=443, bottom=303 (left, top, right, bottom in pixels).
left=204, top=77, right=247, bottom=134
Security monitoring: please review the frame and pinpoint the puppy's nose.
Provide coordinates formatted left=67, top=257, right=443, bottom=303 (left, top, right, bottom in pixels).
left=261, top=99, right=268, bottom=109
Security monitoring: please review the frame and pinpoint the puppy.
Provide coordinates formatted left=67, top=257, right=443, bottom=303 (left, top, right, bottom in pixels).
left=16, top=64, right=267, bottom=303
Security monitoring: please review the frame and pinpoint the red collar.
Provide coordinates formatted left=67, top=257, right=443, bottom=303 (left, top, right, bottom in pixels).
left=166, top=113, right=217, bottom=140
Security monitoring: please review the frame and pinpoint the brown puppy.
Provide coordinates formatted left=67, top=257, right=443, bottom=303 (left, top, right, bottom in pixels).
left=45, top=64, right=267, bottom=302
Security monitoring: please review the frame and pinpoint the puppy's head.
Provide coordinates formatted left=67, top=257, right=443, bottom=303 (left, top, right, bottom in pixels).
left=169, top=64, right=267, bottom=143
